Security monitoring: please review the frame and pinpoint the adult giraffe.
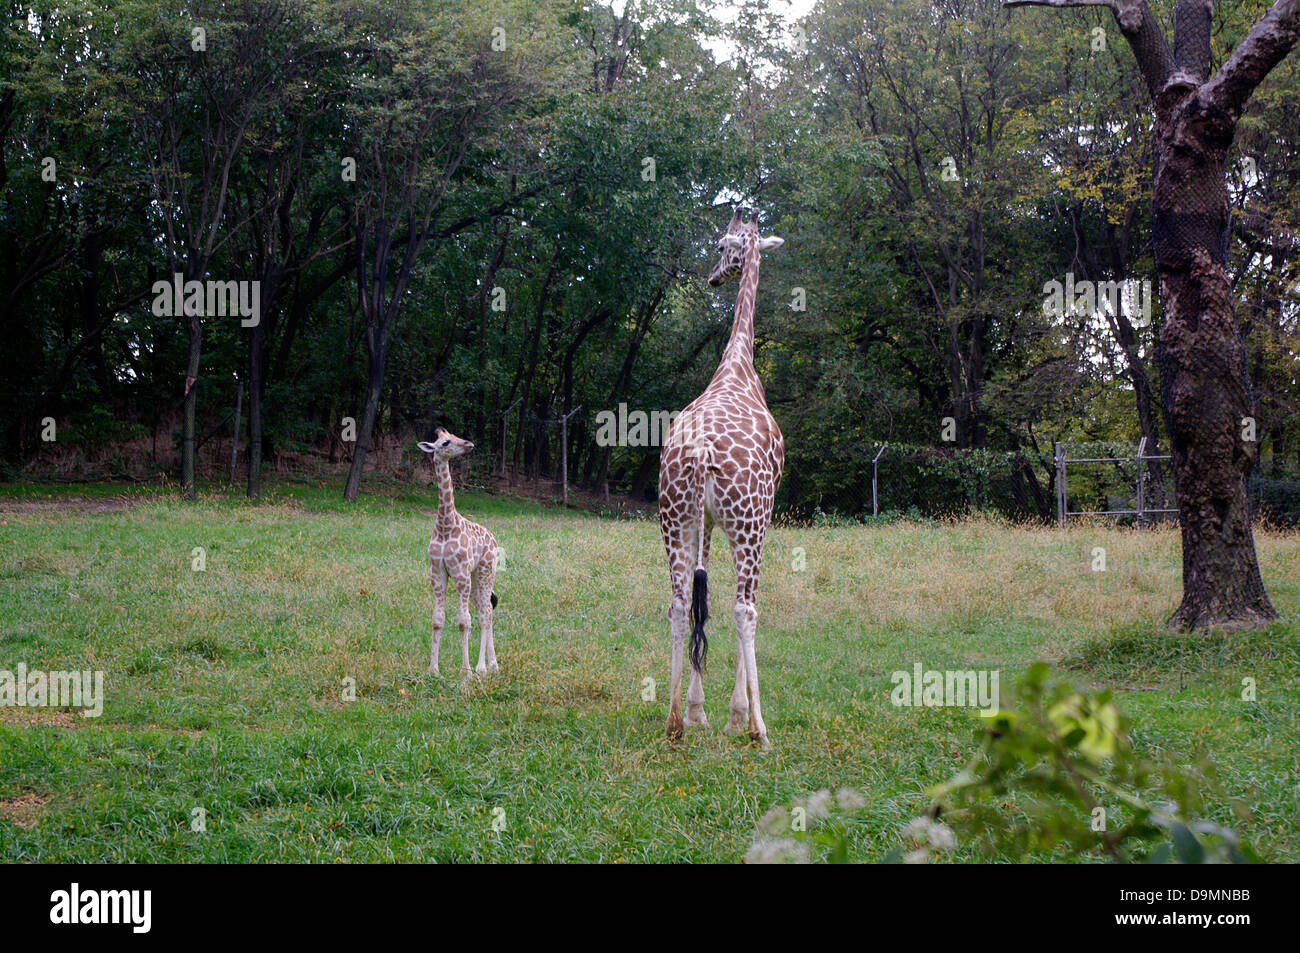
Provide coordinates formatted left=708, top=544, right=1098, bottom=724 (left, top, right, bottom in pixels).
left=658, top=207, right=785, bottom=746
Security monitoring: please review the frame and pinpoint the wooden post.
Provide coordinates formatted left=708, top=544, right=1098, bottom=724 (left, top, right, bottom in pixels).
left=560, top=406, right=582, bottom=506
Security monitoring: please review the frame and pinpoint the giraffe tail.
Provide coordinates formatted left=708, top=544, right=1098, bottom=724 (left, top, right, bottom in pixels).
left=490, top=592, right=498, bottom=609
left=691, top=568, right=708, bottom=675
left=690, top=456, right=709, bottom=676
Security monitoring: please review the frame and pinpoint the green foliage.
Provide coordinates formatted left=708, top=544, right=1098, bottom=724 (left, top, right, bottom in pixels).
left=749, top=663, right=1263, bottom=864
left=928, top=663, right=1259, bottom=863
left=2, top=0, right=1298, bottom=512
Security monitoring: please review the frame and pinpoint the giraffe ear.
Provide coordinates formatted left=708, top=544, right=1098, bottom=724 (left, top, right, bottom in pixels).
left=758, top=235, right=784, bottom=250
left=417, top=441, right=438, bottom=454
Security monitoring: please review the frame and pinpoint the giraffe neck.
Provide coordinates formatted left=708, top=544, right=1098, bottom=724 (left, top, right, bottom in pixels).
left=723, top=236, right=762, bottom=367
left=434, top=458, right=458, bottom=534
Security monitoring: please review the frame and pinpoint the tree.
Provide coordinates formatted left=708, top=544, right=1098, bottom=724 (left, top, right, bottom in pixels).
left=232, top=12, right=351, bottom=498
left=1027, top=17, right=1169, bottom=505
left=339, top=0, right=551, bottom=501
left=0, top=1, right=151, bottom=460
left=117, top=0, right=305, bottom=498
left=803, top=0, right=1055, bottom=452
left=1005, top=0, right=1296, bottom=628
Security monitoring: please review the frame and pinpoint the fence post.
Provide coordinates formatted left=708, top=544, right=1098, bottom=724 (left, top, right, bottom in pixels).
left=872, top=443, right=887, bottom=517
left=1055, top=442, right=1066, bottom=529
left=560, top=406, right=582, bottom=506
left=1136, top=436, right=1147, bottom=528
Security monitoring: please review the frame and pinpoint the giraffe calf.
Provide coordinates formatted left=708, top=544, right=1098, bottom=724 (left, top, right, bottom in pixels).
left=418, top=429, right=499, bottom=678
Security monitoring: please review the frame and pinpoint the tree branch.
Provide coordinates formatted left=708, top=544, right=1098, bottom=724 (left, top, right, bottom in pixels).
left=1201, top=0, right=1300, bottom=119
left=1005, top=0, right=1175, bottom=98
left=1173, top=0, right=1213, bottom=81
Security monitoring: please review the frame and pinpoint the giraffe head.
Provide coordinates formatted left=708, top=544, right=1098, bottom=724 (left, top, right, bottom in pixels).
left=417, top=427, right=474, bottom=460
left=707, top=206, right=784, bottom=286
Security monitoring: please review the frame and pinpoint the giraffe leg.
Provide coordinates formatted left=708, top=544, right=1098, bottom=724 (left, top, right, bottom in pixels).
left=665, top=564, right=690, bottom=741
left=726, top=526, right=770, bottom=747
left=483, top=557, right=499, bottom=674
left=429, top=567, right=447, bottom=676
left=473, top=561, right=497, bottom=675
left=486, top=545, right=500, bottom=672
left=684, top=513, right=711, bottom=727
left=715, top=516, right=749, bottom=731
left=736, top=598, right=767, bottom=746
left=725, top=646, right=748, bottom=732
left=701, top=512, right=714, bottom=615
left=684, top=668, right=708, bottom=727
left=453, top=572, right=473, bottom=677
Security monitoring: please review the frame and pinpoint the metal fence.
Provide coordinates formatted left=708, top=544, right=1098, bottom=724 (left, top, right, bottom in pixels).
left=1054, top=437, right=1178, bottom=528
left=484, top=402, right=1300, bottom=526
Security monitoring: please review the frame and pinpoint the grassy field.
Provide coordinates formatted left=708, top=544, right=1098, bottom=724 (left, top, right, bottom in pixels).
left=1, top=481, right=1297, bottom=862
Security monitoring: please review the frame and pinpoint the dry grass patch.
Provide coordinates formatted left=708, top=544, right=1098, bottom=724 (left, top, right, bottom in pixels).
left=0, top=791, right=52, bottom=829
left=0, top=707, right=86, bottom=729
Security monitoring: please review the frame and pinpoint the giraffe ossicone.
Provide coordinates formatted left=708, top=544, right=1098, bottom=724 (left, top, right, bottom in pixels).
left=419, top=428, right=500, bottom=679
left=658, top=206, right=786, bottom=747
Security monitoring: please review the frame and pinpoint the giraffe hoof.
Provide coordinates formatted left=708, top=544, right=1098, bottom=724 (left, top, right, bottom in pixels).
left=666, top=715, right=684, bottom=742
left=724, top=713, right=748, bottom=733
left=487, top=663, right=499, bottom=675
left=684, top=710, right=709, bottom=728
left=428, top=666, right=441, bottom=678
left=475, top=664, right=487, bottom=677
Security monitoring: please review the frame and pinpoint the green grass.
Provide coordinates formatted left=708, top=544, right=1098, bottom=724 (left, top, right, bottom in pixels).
left=1, top=482, right=1297, bottom=862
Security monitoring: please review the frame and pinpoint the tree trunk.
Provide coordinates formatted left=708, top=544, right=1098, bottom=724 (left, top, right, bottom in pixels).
left=247, top=317, right=265, bottom=498
left=181, top=258, right=204, bottom=500
left=344, top=328, right=385, bottom=502
left=475, top=223, right=511, bottom=440
left=1151, top=75, right=1276, bottom=628
left=246, top=266, right=285, bottom=500
left=1154, top=144, right=1276, bottom=627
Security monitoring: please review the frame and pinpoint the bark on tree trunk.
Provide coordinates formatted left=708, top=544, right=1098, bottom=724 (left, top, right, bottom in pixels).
left=1154, top=144, right=1276, bottom=627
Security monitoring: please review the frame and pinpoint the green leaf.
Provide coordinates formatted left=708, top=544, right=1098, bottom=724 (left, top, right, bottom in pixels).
left=1171, top=824, right=1205, bottom=865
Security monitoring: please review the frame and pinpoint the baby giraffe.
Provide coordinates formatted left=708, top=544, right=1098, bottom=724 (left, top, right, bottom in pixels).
left=417, top=428, right=499, bottom=677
